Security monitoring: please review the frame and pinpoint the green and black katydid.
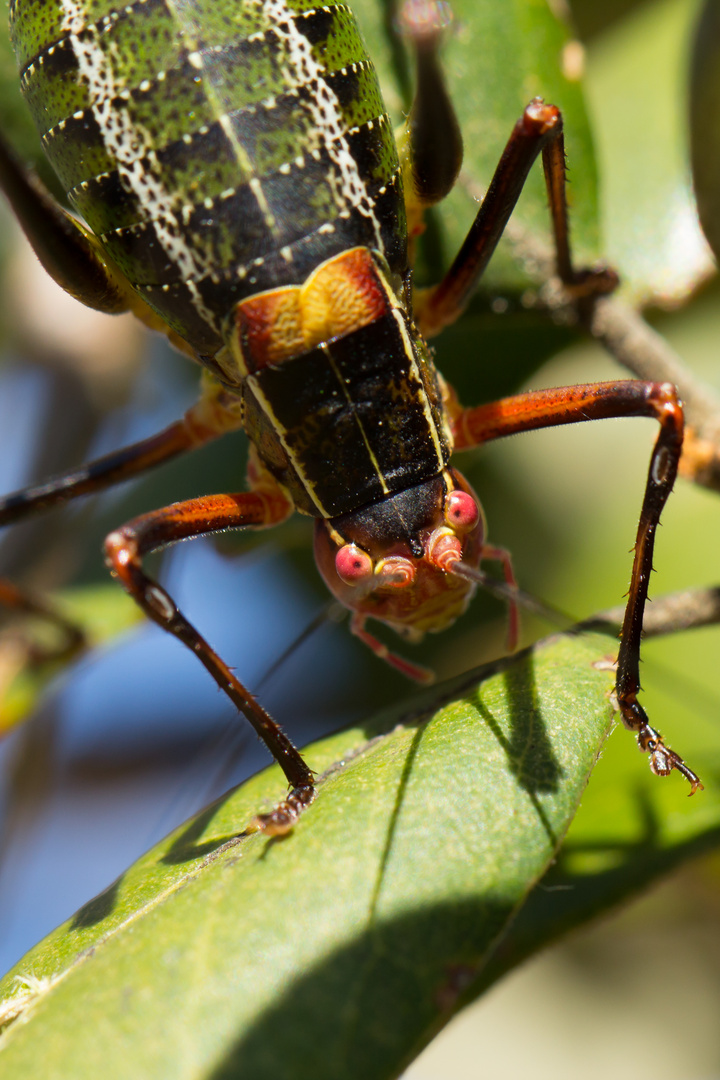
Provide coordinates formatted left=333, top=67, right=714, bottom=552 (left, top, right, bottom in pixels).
left=0, top=0, right=700, bottom=832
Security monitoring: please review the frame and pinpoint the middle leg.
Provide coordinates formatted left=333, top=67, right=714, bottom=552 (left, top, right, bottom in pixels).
left=0, top=381, right=245, bottom=672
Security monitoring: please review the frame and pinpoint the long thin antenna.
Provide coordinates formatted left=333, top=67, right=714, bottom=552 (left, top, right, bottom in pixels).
left=449, top=561, right=574, bottom=629
left=255, top=601, right=347, bottom=692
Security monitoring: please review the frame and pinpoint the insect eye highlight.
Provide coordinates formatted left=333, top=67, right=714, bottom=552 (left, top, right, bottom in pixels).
left=445, top=490, right=479, bottom=532
left=335, top=544, right=373, bottom=585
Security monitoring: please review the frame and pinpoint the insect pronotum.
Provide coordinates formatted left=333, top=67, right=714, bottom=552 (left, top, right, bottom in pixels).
left=0, top=0, right=702, bottom=833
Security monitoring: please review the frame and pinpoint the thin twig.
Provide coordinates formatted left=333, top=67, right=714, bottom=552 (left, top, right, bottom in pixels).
left=484, top=198, right=720, bottom=493
left=580, top=584, right=720, bottom=639
left=585, top=296, right=720, bottom=492
left=459, top=174, right=720, bottom=637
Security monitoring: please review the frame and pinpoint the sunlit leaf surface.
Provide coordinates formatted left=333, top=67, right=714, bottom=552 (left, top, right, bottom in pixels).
left=0, top=633, right=619, bottom=1078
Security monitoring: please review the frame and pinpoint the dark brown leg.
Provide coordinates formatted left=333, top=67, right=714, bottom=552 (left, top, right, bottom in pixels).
left=0, top=391, right=243, bottom=676
left=480, top=544, right=520, bottom=653
left=452, top=379, right=701, bottom=792
left=103, top=488, right=316, bottom=834
left=417, top=100, right=617, bottom=338
left=0, top=132, right=128, bottom=313
left=0, top=381, right=245, bottom=528
left=0, top=420, right=196, bottom=527
left=0, top=421, right=193, bottom=672
left=398, top=0, right=464, bottom=213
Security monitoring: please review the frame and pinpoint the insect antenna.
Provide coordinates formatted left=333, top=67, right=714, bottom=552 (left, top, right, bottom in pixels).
left=254, top=601, right=347, bottom=693
left=449, top=561, right=574, bottom=632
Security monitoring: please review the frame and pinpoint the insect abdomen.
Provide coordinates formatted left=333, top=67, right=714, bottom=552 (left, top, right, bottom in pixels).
left=10, top=0, right=406, bottom=359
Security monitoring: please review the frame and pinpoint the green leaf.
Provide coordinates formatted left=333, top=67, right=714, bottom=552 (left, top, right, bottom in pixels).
left=1, top=627, right=719, bottom=1078
left=690, top=0, right=720, bottom=264
left=0, top=632, right=617, bottom=1078
left=584, top=0, right=712, bottom=304
left=479, top=722, right=720, bottom=989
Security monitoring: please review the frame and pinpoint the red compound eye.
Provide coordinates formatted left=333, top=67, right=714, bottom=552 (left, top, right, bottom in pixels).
left=335, top=544, right=373, bottom=586
left=445, top=490, right=479, bottom=531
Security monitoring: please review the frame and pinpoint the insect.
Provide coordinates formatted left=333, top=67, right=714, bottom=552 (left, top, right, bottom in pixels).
left=0, top=0, right=701, bottom=833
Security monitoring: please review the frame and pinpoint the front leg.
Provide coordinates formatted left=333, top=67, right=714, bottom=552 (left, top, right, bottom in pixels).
left=452, top=379, right=702, bottom=792
left=103, top=486, right=316, bottom=835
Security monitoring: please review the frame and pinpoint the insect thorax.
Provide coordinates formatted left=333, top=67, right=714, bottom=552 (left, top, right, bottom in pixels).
left=226, top=247, right=451, bottom=519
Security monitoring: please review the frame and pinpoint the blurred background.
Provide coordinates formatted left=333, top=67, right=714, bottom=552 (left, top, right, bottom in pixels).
left=1, top=0, right=720, bottom=1076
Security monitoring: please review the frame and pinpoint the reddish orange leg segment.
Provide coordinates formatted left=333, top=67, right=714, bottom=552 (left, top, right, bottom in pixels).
left=103, top=489, right=316, bottom=834
left=350, top=613, right=434, bottom=684
left=481, top=545, right=520, bottom=653
left=453, top=379, right=701, bottom=792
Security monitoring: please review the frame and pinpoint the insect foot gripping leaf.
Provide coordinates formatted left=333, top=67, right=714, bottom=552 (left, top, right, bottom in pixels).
left=0, top=0, right=699, bottom=854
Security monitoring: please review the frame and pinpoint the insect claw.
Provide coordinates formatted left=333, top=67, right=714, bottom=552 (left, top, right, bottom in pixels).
left=562, top=265, right=619, bottom=300
left=249, top=784, right=316, bottom=837
left=669, top=756, right=704, bottom=795
left=639, top=725, right=702, bottom=793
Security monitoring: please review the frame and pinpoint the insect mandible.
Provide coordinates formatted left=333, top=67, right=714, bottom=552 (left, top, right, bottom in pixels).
left=0, top=0, right=702, bottom=833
